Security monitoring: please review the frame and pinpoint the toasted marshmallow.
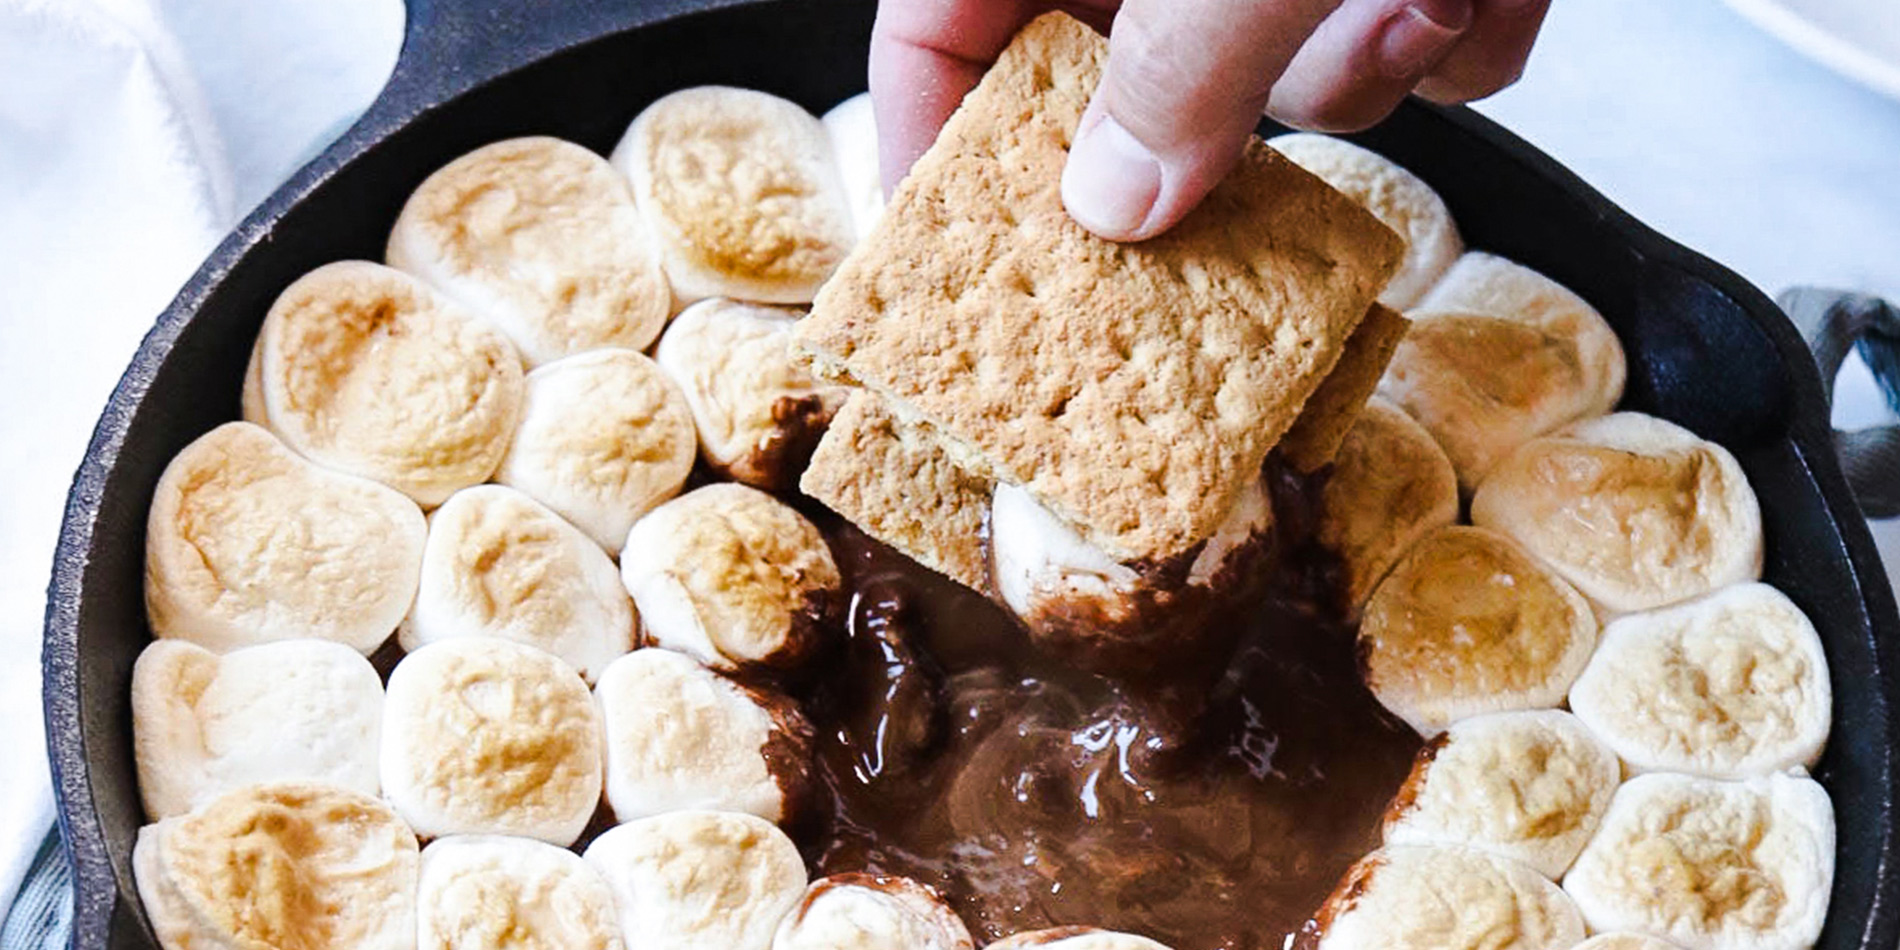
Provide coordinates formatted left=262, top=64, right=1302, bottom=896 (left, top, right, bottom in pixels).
left=612, top=86, right=853, bottom=306
left=653, top=298, right=846, bottom=490
left=596, top=648, right=813, bottom=824
left=382, top=637, right=603, bottom=844
left=387, top=136, right=672, bottom=367
left=1314, top=845, right=1583, bottom=950
left=497, top=348, right=697, bottom=551
left=1382, top=253, right=1624, bottom=490
left=1268, top=133, right=1462, bottom=310
left=243, top=260, right=524, bottom=506
left=989, top=929, right=1172, bottom=950
left=620, top=484, right=840, bottom=673
left=1316, top=398, right=1459, bottom=614
left=417, top=835, right=625, bottom=950
left=990, top=475, right=1272, bottom=669
left=1377, top=312, right=1608, bottom=492
left=133, top=782, right=418, bottom=950
left=1569, top=584, right=1830, bottom=779
left=133, top=639, right=382, bottom=821
left=774, top=874, right=973, bottom=950
left=1382, top=710, right=1620, bottom=879
left=1470, top=412, right=1764, bottom=614
left=144, top=421, right=425, bottom=653
left=584, top=810, right=807, bottom=950
left=1574, top=936, right=1692, bottom=950
left=1359, top=526, right=1598, bottom=736
left=1564, top=772, right=1835, bottom=950
left=1412, top=252, right=1626, bottom=416
left=822, top=93, right=885, bottom=241
left=402, top=484, right=637, bottom=683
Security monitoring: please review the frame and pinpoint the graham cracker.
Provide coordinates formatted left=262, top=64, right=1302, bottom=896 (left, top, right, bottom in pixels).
left=793, top=12, right=1403, bottom=561
left=1280, top=303, right=1411, bottom=473
left=800, top=392, right=995, bottom=595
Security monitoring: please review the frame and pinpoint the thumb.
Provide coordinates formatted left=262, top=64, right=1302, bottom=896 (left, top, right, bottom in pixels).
left=1062, top=0, right=1340, bottom=241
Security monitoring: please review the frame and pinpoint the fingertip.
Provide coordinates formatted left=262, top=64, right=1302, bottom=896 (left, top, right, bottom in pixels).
left=1061, top=109, right=1164, bottom=240
left=1413, top=56, right=1527, bottom=103
left=1413, top=0, right=1550, bottom=103
left=1267, top=0, right=1469, bottom=131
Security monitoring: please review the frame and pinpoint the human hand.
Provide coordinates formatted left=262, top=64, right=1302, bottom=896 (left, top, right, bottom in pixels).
left=869, top=0, right=1550, bottom=241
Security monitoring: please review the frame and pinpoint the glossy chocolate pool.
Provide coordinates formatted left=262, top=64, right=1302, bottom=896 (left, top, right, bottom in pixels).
left=796, top=467, right=1422, bottom=950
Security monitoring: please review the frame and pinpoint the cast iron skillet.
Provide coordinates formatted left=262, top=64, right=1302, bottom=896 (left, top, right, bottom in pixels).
left=40, top=1, right=1900, bottom=948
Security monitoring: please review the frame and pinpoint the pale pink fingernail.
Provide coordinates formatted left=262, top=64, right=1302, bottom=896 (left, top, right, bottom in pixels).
left=1379, top=4, right=1467, bottom=79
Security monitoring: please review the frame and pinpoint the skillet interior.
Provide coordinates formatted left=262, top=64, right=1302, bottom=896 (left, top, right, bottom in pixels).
left=42, top=1, right=1900, bottom=947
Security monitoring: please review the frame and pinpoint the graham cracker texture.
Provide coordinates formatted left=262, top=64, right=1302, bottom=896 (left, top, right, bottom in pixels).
left=1280, top=303, right=1411, bottom=473
left=793, top=12, right=1403, bottom=561
left=801, top=392, right=995, bottom=594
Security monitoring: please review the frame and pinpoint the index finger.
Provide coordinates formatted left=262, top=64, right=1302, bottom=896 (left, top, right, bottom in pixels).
left=868, top=0, right=1119, bottom=192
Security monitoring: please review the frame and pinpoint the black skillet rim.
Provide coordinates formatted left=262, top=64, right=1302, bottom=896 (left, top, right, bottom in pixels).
left=40, top=0, right=1900, bottom=947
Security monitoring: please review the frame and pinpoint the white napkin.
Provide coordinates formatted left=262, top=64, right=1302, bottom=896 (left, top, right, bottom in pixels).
left=0, top=0, right=401, bottom=915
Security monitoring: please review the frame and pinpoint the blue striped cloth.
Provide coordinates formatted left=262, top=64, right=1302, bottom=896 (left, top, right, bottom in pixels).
left=1, top=831, right=72, bottom=950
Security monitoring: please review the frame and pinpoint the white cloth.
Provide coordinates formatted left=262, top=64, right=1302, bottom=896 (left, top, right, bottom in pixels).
left=0, top=0, right=401, bottom=915
left=1, top=0, right=1897, bottom=924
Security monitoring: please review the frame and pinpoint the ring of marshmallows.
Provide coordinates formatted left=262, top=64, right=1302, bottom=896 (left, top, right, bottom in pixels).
left=128, top=87, right=1835, bottom=950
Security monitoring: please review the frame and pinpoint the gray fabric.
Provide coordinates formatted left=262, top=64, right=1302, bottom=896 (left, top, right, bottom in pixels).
left=1780, top=287, right=1900, bottom=519
left=1858, top=328, right=1900, bottom=416
left=0, top=831, right=71, bottom=950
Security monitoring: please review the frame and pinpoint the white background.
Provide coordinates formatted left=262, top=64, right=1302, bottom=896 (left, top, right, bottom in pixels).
left=1, top=0, right=1896, bottom=919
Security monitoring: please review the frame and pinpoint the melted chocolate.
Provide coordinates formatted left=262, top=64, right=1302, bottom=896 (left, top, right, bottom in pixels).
left=797, top=469, right=1421, bottom=950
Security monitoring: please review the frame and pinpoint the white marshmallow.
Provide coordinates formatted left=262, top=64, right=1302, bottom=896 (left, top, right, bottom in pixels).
left=989, top=929, right=1172, bottom=950
left=401, top=484, right=637, bottom=683
left=990, top=475, right=1272, bottom=657
left=1569, top=584, right=1831, bottom=779
left=584, top=810, right=807, bottom=950
left=612, top=86, right=854, bottom=306
left=1471, top=412, right=1764, bottom=615
left=381, top=637, right=603, bottom=845
left=387, top=136, right=673, bottom=367
left=992, top=481, right=1139, bottom=622
left=1268, top=133, right=1463, bottom=310
left=416, top=835, right=625, bottom=950
left=620, top=484, right=840, bottom=673
left=143, top=421, right=425, bottom=654
left=822, top=93, right=885, bottom=241
left=1563, top=772, right=1835, bottom=950
left=595, top=648, right=812, bottom=824
left=1358, top=526, right=1599, bottom=736
left=496, top=348, right=697, bottom=551
left=132, top=783, right=418, bottom=950
left=773, top=874, right=973, bottom=950
left=1574, top=936, right=1693, bottom=950
left=243, top=260, right=524, bottom=506
left=1382, top=710, right=1620, bottom=879
left=1314, top=845, right=1584, bottom=950
left=653, top=298, right=845, bottom=489
left=132, top=639, right=382, bottom=821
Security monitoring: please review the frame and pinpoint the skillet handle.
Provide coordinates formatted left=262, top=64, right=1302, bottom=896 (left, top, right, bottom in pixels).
left=1779, top=286, right=1900, bottom=519
left=363, top=0, right=745, bottom=134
